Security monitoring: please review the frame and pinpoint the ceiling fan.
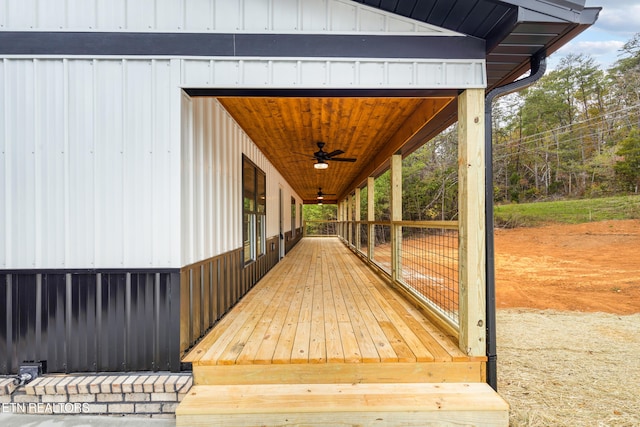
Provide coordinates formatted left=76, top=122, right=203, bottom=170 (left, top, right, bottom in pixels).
left=311, top=142, right=356, bottom=169
left=316, top=187, right=336, bottom=205
left=316, top=187, right=336, bottom=200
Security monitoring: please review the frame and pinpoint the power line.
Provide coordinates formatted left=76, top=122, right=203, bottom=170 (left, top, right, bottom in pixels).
left=491, top=103, right=640, bottom=156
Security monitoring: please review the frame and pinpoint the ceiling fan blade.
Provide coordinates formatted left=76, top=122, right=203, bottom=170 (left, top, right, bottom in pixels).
left=293, top=151, right=316, bottom=158
left=325, top=149, right=344, bottom=158
left=327, top=157, right=356, bottom=162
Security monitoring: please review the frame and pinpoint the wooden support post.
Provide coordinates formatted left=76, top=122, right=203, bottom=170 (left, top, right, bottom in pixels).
left=340, top=200, right=346, bottom=240
left=337, top=200, right=342, bottom=238
left=347, top=194, right=356, bottom=246
left=367, top=177, right=375, bottom=261
left=390, top=154, right=402, bottom=282
left=355, top=189, right=361, bottom=252
left=458, top=88, right=486, bottom=357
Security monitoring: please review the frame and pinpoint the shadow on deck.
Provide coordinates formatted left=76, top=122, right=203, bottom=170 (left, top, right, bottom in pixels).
left=177, top=237, right=508, bottom=426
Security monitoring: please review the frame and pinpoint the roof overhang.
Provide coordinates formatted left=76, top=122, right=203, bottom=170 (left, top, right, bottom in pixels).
left=354, top=0, right=601, bottom=91
left=195, top=0, right=601, bottom=203
left=1, top=0, right=599, bottom=204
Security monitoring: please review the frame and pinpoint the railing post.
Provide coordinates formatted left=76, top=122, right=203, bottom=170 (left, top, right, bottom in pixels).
left=343, top=199, right=347, bottom=241
left=337, top=200, right=343, bottom=239
left=390, top=154, right=402, bottom=283
left=368, top=177, right=375, bottom=261
left=347, top=194, right=353, bottom=247
left=458, top=88, right=486, bottom=357
left=355, top=189, right=361, bottom=252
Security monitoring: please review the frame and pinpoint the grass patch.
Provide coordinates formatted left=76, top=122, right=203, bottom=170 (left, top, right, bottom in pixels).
left=494, top=195, right=640, bottom=228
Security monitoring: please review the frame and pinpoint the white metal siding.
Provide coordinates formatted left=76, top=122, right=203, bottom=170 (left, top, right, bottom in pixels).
left=0, top=58, right=181, bottom=269
left=180, top=96, right=301, bottom=265
left=1, top=0, right=487, bottom=90
left=0, top=60, right=5, bottom=267
left=179, top=58, right=486, bottom=89
left=0, top=0, right=459, bottom=35
left=1, top=0, right=485, bottom=270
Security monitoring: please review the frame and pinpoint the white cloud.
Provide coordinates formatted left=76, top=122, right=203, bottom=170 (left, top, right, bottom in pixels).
left=557, top=40, right=625, bottom=56
left=588, top=1, right=640, bottom=36
left=547, top=1, right=640, bottom=69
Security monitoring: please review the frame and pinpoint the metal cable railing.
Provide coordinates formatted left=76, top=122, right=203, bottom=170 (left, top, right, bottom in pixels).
left=399, top=223, right=459, bottom=324
left=305, top=219, right=460, bottom=329
left=303, top=220, right=338, bottom=237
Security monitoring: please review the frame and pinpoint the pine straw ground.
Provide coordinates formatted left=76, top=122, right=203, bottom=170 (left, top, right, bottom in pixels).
left=497, top=309, right=640, bottom=426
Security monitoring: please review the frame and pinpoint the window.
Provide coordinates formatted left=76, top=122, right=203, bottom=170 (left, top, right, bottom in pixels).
left=243, top=156, right=266, bottom=264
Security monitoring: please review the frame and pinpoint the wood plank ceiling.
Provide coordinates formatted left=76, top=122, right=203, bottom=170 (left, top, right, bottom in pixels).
left=218, top=96, right=454, bottom=204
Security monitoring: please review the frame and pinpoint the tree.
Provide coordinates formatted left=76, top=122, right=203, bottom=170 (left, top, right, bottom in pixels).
left=614, top=127, right=640, bottom=193
left=609, top=33, right=640, bottom=129
left=402, top=125, right=458, bottom=221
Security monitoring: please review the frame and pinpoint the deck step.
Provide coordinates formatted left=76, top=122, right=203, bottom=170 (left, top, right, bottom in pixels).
left=176, top=382, right=509, bottom=427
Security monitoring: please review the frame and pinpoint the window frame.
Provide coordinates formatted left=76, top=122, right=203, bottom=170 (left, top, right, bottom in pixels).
left=291, top=197, right=296, bottom=238
left=243, top=156, right=266, bottom=265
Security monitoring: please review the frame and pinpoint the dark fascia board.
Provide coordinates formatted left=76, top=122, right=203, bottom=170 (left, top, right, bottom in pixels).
left=0, top=32, right=485, bottom=60
left=186, top=88, right=459, bottom=98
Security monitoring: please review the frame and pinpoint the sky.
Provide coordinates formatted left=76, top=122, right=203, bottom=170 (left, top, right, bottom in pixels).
left=549, top=0, right=640, bottom=70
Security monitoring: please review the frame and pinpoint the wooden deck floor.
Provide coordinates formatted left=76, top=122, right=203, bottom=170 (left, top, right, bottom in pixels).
left=183, top=237, right=484, bottom=385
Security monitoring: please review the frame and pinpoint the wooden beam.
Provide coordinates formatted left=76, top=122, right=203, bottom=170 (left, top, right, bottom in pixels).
left=390, top=154, right=402, bottom=283
left=457, top=89, right=486, bottom=357
left=191, top=361, right=484, bottom=386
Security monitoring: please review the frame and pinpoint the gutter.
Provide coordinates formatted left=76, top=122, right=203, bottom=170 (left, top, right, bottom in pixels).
left=484, top=51, right=547, bottom=391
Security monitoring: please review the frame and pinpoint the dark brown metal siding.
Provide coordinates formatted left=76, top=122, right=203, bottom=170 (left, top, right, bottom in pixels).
left=285, top=227, right=303, bottom=255
left=180, top=236, right=283, bottom=354
left=0, top=271, right=180, bottom=375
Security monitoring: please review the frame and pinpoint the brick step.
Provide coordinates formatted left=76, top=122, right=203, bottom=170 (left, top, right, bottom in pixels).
left=1, top=373, right=192, bottom=417
left=0, top=378, right=17, bottom=396
left=24, top=373, right=191, bottom=396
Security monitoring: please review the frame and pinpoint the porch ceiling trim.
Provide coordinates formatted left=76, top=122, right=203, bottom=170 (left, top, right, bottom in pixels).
left=180, top=58, right=486, bottom=90
left=0, top=32, right=484, bottom=60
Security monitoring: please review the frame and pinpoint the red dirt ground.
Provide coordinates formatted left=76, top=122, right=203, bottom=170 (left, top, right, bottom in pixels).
left=494, top=219, right=640, bottom=315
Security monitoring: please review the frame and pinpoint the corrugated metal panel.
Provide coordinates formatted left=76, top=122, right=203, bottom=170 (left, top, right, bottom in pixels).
left=1, top=0, right=459, bottom=35
left=1, top=62, right=6, bottom=267
left=0, top=59, right=181, bottom=269
left=67, top=60, right=96, bottom=268
left=0, top=60, right=5, bottom=268
left=181, top=96, right=302, bottom=265
left=181, top=58, right=487, bottom=89
left=0, top=271, right=181, bottom=374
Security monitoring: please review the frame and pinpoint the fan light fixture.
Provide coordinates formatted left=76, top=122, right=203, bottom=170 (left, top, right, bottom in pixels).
left=306, top=142, right=356, bottom=169
left=314, top=160, right=329, bottom=170
left=317, top=200, right=323, bottom=205
left=316, top=187, right=334, bottom=201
